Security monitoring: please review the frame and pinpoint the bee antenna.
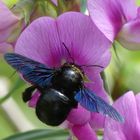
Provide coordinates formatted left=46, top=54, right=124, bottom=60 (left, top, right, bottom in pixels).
left=62, top=42, right=75, bottom=63
left=80, top=64, right=104, bottom=69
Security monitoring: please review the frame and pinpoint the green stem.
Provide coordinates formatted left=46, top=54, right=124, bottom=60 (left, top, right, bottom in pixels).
left=0, top=78, right=25, bottom=104
left=113, top=41, right=121, bottom=62
left=101, top=71, right=110, bottom=95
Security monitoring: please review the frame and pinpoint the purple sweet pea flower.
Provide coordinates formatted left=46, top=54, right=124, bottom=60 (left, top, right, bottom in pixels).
left=88, top=0, right=140, bottom=50
left=15, top=12, right=111, bottom=140
left=104, top=91, right=140, bottom=140
left=0, top=1, right=19, bottom=53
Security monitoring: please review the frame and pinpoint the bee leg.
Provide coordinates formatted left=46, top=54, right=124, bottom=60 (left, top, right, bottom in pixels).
left=22, top=86, right=36, bottom=102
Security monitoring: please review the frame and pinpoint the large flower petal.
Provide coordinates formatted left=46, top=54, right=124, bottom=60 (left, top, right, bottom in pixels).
left=104, top=91, right=140, bottom=140
left=57, top=12, right=111, bottom=103
left=15, top=17, right=63, bottom=67
left=87, top=0, right=137, bottom=42
left=117, top=17, right=140, bottom=50
left=15, top=12, right=111, bottom=78
left=88, top=0, right=123, bottom=42
left=56, top=12, right=111, bottom=69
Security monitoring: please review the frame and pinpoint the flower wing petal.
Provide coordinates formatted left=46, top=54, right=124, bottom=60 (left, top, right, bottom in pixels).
left=0, top=2, right=19, bottom=43
left=57, top=12, right=111, bottom=68
left=104, top=91, right=140, bottom=140
left=88, top=0, right=137, bottom=42
left=88, top=0, right=124, bottom=42
left=15, top=17, right=63, bottom=67
left=118, top=18, right=140, bottom=50
left=0, top=1, right=18, bottom=30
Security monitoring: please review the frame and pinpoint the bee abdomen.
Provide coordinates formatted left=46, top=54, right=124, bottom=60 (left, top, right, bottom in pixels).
left=35, top=88, right=73, bottom=126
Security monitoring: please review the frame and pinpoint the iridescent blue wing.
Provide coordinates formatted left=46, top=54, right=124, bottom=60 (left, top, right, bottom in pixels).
left=75, top=88, right=124, bottom=122
left=4, top=53, right=56, bottom=87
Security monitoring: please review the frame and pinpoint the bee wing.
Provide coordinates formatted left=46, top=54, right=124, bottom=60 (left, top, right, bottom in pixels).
left=4, top=53, right=56, bottom=87
left=75, top=88, right=124, bottom=122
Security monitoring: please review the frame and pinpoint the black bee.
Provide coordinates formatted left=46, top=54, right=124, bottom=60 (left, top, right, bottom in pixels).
left=4, top=52, right=124, bottom=126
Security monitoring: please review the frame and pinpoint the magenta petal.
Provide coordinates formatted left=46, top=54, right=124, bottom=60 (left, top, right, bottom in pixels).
left=85, top=74, right=109, bottom=102
left=0, top=2, right=18, bottom=30
left=115, top=0, right=137, bottom=21
left=90, top=113, right=105, bottom=130
left=67, top=104, right=90, bottom=125
left=117, top=18, right=140, bottom=50
left=104, top=91, right=140, bottom=140
left=57, top=12, right=111, bottom=67
left=135, top=93, right=140, bottom=123
left=88, top=0, right=137, bottom=42
left=72, top=123, right=97, bottom=140
left=88, top=0, right=124, bottom=42
left=0, top=2, right=18, bottom=43
left=15, top=17, right=63, bottom=67
left=28, top=92, right=40, bottom=108
left=51, top=0, right=57, bottom=5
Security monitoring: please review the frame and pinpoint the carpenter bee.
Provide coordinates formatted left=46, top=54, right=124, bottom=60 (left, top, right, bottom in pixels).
left=4, top=52, right=124, bottom=126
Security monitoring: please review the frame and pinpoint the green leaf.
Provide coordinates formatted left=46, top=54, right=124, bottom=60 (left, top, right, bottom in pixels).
left=4, top=129, right=68, bottom=140
left=57, top=0, right=80, bottom=14
left=11, top=0, right=35, bottom=24
left=2, top=0, right=19, bottom=8
left=36, top=0, right=58, bottom=18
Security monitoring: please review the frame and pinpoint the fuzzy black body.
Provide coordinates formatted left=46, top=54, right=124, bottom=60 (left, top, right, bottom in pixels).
left=36, top=64, right=83, bottom=126
left=52, top=64, right=83, bottom=96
